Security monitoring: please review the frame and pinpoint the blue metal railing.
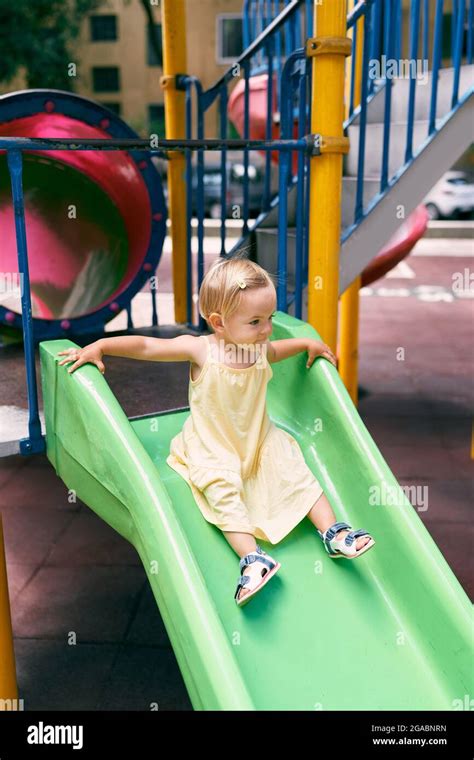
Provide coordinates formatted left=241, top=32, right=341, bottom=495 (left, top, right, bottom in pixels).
left=6, top=150, right=44, bottom=455
left=175, top=0, right=474, bottom=329
left=243, top=0, right=313, bottom=81
left=194, top=0, right=473, bottom=314
left=278, top=50, right=309, bottom=318
left=0, top=133, right=311, bottom=456
left=182, top=0, right=310, bottom=331
left=343, top=0, right=473, bottom=242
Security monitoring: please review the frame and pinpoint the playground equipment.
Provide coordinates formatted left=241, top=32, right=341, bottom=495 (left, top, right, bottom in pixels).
left=0, top=90, right=167, bottom=342
left=227, top=46, right=430, bottom=293
left=1, top=0, right=473, bottom=709
left=39, top=322, right=472, bottom=710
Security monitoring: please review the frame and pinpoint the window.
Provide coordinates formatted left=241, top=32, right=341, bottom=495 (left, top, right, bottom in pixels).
left=149, top=104, right=165, bottom=136
left=447, top=176, right=468, bottom=185
left=99, top=102, right=121, bottom=116
left=147, top=23, right=163, bottom=67
left=92, top=67, right=120, bottom=92
left=90, top=15, right=117, bottom=42
left=216, top=14, right=243, bottom=64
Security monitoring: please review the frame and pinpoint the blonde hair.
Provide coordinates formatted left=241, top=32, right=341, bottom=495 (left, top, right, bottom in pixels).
left=199, top=256, right=276, bottom=331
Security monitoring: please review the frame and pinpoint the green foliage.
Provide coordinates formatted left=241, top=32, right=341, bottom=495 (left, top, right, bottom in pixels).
left=0, top=0, right=102, bottom=89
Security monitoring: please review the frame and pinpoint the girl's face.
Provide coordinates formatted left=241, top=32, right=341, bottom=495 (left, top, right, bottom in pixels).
left=210, top=284, right=277, bottom=346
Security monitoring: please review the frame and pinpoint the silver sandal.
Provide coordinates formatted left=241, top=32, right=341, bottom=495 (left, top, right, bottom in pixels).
left=234, top=545, right=281, bottom=606
left=318, top=521, right=375, bottom=559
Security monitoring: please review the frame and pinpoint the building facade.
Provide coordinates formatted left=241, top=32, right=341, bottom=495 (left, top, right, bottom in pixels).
left=75, top=0, right=243, bottom=137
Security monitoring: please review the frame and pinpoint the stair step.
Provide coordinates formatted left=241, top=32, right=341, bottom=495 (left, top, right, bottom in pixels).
left=254, top=228, right=298, bottom=289
left=254, top=87, right=473, bottom=294
left=351, top=65, right=473, bottom=125
left=346, top=117, right=447, bottom=177
left=260, top=176, right=381, bottom=230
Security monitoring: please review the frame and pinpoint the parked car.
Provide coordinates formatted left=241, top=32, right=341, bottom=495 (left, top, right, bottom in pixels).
left=191, top=158, right=269, bottom=219
left=161, top=152, right=275, bottom=219
left=423, top=170, right=474, bottom=220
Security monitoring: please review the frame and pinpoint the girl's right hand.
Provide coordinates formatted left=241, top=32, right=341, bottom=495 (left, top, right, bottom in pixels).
left=57, top=344, right=106, bottom=375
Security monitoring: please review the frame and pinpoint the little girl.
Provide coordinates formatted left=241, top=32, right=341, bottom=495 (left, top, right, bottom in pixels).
left=58, top=257, right=375, bottom=607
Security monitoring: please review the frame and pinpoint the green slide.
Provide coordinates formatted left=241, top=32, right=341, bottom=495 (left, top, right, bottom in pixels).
left=39, top=313, right=472, bottom=710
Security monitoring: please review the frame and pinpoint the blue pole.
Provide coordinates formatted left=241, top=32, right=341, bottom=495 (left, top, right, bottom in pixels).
left=381, top=0, right=394, bottom=191
left=451, top=0, right=458, bottom=68
left=395, top=0, right=402, bottom=61
left=354, top=3, right=372, bottom=222
left=405, top=0, right=421, bottom=163
left=6, top=150, right=45, bottom=456
left=468, top=0, right=473, bottom=64
left=194, top=79, right=206, bottom=332
left=429, top=0, right=444, bottom=135
left=277, top=57, right=293, bottom=312
left=185, top=81, right=193, bottom=326
left=295, top=68, right=307, bottom=319
left=451, top=0, right=466, bottom=107
left=349, top=20, right=357, bottom=116
left=423, top=0, right=430, bottom=61
left=243, top=0, right=251, bottom=48
left=219, top=86, right=228, bottom=257
left=150, top=271, right=158, bottom=327
left=243, top=58, right=250, bottom=236
left=264, top=37, right=274, bottom=209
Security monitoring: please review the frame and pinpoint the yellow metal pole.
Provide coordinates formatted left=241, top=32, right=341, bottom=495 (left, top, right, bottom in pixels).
left=161, top=0, right=188, bottom=324
left=0, top=514, right=18, bottom=704
left=307, top=0, right=350, bottom=351
left=339, top=2, right=364, bottom=404
left=339, top=273, right=361, bottom=400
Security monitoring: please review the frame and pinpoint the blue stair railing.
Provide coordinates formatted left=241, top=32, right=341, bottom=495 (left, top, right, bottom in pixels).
left=182, top=0, right=473, bottom=327
left=181, top=0, right=312, bottom=329
left=345, top=0, right=473, bottom=239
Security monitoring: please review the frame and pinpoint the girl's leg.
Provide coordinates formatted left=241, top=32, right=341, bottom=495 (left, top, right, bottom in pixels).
left=201, top=474, right=274, bottom=602
left=223, top=531, right=257, bottom=558
left=306, top=492, right=370, bottom=550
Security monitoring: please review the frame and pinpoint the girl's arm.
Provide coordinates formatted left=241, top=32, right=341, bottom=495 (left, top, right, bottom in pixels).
left=57, top=335, right=200, bottom=374
left=265, top=338, right=337, bottom=368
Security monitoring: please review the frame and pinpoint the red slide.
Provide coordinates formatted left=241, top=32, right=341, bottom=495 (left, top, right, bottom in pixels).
left=0, top=90, right=166, bottom=341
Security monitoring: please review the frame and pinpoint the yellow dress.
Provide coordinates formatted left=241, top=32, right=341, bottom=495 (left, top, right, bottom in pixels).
left=166, top=334, right=324, bottom=544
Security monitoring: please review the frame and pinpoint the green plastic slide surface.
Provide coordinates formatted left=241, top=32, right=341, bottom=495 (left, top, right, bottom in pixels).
left=39, top=313, right=472, bottom=710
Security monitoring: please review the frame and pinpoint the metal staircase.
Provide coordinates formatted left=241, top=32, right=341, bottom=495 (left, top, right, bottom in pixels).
left=184, top=0, right=474, bottom=324
left=254, top=62, right=474, bottom=311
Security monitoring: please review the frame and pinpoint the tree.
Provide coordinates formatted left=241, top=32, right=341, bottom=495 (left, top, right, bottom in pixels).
left=0, top=0, right=101, bottom=90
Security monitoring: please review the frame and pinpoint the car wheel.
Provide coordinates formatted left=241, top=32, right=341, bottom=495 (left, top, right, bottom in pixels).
left=425, top=203, right=440, bottom=220
left=209, top=203, right=222, bottom=219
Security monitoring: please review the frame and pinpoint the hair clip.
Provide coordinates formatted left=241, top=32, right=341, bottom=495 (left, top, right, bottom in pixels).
left=236, top=279, right=247, bottom=289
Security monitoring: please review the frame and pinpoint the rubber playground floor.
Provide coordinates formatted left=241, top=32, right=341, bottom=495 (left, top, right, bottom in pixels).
left=0, top=239, right=472, bottom=710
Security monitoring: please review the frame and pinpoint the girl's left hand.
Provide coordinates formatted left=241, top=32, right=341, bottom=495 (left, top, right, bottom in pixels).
left=306, top=340, right=337, bottom=369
